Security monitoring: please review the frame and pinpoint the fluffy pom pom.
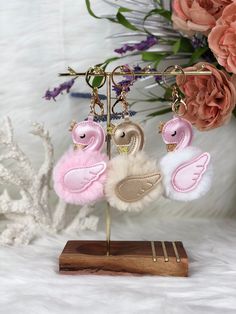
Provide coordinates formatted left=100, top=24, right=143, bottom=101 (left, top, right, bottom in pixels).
left=105, top=151, right=163, bottom=212
left=53, top=148, right=108, bottom=205
left=159, top=146, right=213, bottom=201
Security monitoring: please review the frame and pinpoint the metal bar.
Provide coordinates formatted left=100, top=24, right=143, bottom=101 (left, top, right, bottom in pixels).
left=161, top=241, right=169, bottom=262
left=151, top=241, right=157, bottom=262
left=106, top=73, right=112, bottom=256
left=172, top=241, right=181, bottom=263
left=59, top=70, right=212, bottom=77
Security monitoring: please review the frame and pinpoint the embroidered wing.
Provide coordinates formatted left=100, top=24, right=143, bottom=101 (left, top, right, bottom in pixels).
left=115, top=173, right=162, bottom=202
left=63, top=162, right=106, bottom=192
left=171, top=153, right=210, bottom=193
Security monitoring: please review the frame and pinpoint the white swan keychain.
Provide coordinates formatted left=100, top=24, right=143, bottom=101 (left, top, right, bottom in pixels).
left=105, top=65, right=163, bottom=212
left=159, top=65, right=213, bottom=201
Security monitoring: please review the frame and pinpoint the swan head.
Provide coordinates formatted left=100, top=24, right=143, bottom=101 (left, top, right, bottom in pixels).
left=71, top=117, right=105, bottom=152
left=161, top=116, right=193, bottom=152
left=112, top=120, right=144, bottom=154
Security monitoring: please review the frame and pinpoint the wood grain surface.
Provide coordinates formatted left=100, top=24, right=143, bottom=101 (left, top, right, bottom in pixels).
left=59, top=240, right=188, bottom=277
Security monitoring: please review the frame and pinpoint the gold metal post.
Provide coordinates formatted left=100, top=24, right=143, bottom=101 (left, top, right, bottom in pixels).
left=59, top=70, right=212, bottom=77
left=106, top=73, right=112, bottom=256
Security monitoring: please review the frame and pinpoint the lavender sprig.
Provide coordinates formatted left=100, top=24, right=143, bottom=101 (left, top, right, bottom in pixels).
left=43, top=78, right=75, bottom=101
left=87, top=110, right=137, bottom=122
left=114, top=36, right=157, bottom=55
left=113, top=64, right=161, bottom=97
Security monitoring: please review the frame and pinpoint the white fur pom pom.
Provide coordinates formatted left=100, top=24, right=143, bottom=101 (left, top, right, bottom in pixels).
left=105, top=151, right=163, bottom=212
left=159, top=146, right=213, bottom=201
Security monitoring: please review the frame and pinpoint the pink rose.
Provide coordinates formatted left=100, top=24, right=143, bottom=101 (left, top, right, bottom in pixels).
left=208, top=2, right=236, bottom=73
left=172, top=0, right=228, bottom=35
left=176, top=62, right=236, bottom=131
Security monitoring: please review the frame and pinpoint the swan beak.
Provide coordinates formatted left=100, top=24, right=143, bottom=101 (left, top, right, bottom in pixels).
left=68, top=120, right=77, bottom=132
left=74, top=143, right=87, bottom=150
left=117, top=145, right=129, bottom=154
left=166, top=143, right=177, bottom=152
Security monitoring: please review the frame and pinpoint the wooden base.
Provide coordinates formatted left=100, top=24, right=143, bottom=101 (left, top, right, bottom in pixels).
left=59, top=240, right=188, bottom=277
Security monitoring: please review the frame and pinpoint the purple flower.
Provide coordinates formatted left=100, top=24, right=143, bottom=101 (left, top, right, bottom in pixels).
left=112, top=79, right=132, bottom=97
left=191, top=35, right=207, bottom=49
left=43, top=78, right=75, bottom=101
left=114, top=44, right=135, bottom=54
left=135, top=36, right=157, bottom=51
left=112, top=64, right=162, bottom=96
left=114, top=36, right=157, bottom=55
left=148, top=67, right=162, bottom=83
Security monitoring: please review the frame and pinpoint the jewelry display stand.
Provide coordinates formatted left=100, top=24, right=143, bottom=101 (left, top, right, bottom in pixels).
left=58, top=67, right=211, bottom=277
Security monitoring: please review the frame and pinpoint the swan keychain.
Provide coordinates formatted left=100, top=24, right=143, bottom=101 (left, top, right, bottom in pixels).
left=105, top=65, right=163, bottom=212
left=53, top=66, right=108, bottom=205
left=159, top=65, right=213, bottom=201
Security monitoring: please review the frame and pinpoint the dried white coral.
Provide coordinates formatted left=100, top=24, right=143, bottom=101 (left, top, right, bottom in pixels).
left=0, top=117, right=99, bottom=245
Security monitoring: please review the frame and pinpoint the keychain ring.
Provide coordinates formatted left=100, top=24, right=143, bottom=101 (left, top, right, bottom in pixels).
left=111, top=90, right=129, bottom=116
left=111, top=65, right=135, bottom=90
left=91, top=102, right=104, bottom=116
left=162, top=65, right=186, bottom=89
left=85, top=66, right=106, bottom=89
left=172, top=98, right=188, bottom=116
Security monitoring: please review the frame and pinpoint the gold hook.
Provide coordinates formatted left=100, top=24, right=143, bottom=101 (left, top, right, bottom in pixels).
left=90, top=87, right=104, bottom=116
left=111, top=90, right=129, bottom=116
left=171, top=85, right=187, bottom=116
left=111, top=65, right=134, bottom=117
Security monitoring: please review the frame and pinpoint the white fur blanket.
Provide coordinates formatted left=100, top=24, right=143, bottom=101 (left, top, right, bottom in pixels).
left=1, top=218, right=236, bottom=314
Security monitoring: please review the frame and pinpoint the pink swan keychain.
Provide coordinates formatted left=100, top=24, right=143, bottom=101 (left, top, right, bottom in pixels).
left=53, top=67, right=108, bottom=205
left=159, top=65, right=212, bottom=201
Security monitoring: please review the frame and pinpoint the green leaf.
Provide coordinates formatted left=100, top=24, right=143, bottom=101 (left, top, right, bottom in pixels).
left=85, top=0, right=117, bottom=23
left=147, top=107, right=172, bottom=117
left=141, top=52, right=166, bottom=64
left=188, top=47, right=209, bottom=65
left=103, top=56, right=121, bottom=65
left=233, top=107, right=236, bottom=118
left=173, top=38, right=193, bottom=54
left=116, top=12, right=139, bottom=31
left=163, top=87, right=173, bottom=100
left=85, top=0, right=100, bottom=19
left=152, top=8, right=172, bottom=21
left=144, top=8, right=171, bottom=23
left=92, top=76, right=104, bottom=88
left=143, top=97, right=167, bottom=103
left=96, top=56, right=121, bottom=69
left=118, top=7, right=132, bottom=13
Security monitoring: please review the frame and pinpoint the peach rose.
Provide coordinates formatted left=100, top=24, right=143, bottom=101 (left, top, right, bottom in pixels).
left=212, top=0, right=233, bottom=5
left=176, top=62, right=236, bottom=131
left=208, top=2, right=236, bottom=74
left=172, top=0, right=227, bottom=35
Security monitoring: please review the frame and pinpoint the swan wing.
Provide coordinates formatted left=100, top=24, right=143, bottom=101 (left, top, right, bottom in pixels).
left=116, top=173, right=162, bottom=202
left=63, top=162, right=106, bottom=192
left=172, top=153, right=210, bottom=192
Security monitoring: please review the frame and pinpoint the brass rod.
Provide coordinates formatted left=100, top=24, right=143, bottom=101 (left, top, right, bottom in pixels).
left=59, top=70, right=212, bottom=77
left=106, top=73, right=112, bottom=256
left=172, top=242, right=181, bottom=263
left=151, top=241, right=157, bottom=262
left=161, top=241, right=169, bottom=262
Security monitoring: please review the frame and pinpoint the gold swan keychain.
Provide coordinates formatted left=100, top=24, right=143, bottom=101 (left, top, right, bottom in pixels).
left=104, top=65, right=163, bottom=212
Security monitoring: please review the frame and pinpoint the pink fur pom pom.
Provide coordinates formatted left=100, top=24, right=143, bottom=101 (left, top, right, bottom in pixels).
left=53, top=148, right=108, bottom=205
